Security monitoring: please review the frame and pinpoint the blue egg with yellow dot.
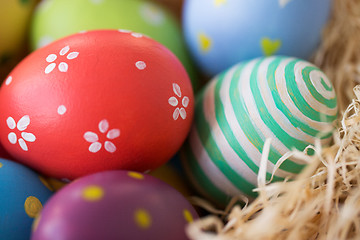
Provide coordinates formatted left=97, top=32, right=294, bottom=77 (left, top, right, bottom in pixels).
left=0, top=159, right=53, bottom=240
left=183, top=0, right=333, bottom=76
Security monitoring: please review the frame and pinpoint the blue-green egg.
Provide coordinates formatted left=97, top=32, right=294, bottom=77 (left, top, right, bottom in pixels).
left=181, top=56, right=337, bottom=206
left=0, top=159, right=53, bottom=240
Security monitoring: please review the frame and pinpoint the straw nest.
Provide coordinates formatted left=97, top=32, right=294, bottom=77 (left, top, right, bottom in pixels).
left=186, top=0, right=360, bottom=239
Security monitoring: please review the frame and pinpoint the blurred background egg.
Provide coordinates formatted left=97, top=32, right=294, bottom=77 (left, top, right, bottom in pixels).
left=181, top=56, right=338, bottom=206
left=30, top=0, right=199, bottom=90
left=31, top=170, right=198, bottom=240
left=0, top=0, right=37, bottom=80
left=183, top=0, right=333, bottom=77
left=0, top=158, right=53, bottom=240
left=0, top=30, right=194, bottom=180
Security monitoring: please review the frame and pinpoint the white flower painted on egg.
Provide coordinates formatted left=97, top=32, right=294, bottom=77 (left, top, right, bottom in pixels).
left=168, top=83, right=189, bottom=120
left=7, top=115, right=36, bottom=151
left=84, top=119, right=120, bottom=153
left=45, top=46, right=79, bottom=74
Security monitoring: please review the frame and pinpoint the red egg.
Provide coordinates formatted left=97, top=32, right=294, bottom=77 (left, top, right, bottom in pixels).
left=0, top=30, right=194, bottom=179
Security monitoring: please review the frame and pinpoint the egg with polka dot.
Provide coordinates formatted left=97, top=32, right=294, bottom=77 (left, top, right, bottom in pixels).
left=0, top=158, right=53, bottom=240
left=183, top=0, right=333, bottom=77
left=31, top=170, right=199, bottom=240
left=30, top=0, right=199, bottom=90
left=0, top=30, right=194, bottom=180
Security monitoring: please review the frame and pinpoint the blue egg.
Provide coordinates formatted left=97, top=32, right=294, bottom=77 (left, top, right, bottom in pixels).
left=0, top=159, right=53, bottom=240
left=183, top=0, right=332, bottom=76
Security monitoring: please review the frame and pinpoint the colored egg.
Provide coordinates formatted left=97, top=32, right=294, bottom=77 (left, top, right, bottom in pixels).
left=31, top=170, right=198, bottom=240
left=0, top=158, right=53, bottom=240
left=183, top=0, right=333, bottom=76
left=30, top=0, right=198, bottom=90
left=0, top=30, right=194, bottom=180
left=181, top=56, right=337, bottom=206
left=0, top=0, right=37, bottom=79
left=150, top=161, right=192, bottom=197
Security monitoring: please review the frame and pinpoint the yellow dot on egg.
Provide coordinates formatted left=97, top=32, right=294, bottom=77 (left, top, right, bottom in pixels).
left=198, top=33, right=212, bottom=53
left=0, top=162, right=3, bottom=168
left=32, top=213, right=41, bottom=232
left=183, top=209, right=194, bottom=223
left=24, top=196, right=43, bottom=218
left=82, top=185, right=104, bottom=202
left=128, top=171, right=144, bottom=180
left=134, top=208, right=152, bottom=229
left=38, top=176, right=53, bottom=191
left=214, top=0, right=227, bottom=7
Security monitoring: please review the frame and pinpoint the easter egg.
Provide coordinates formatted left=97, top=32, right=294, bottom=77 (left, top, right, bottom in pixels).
left=0, top=0, right=37, bottom=79
left=181, top=56, right=337, bottom=206
left=30, top=0, right=198, bottom=90
left=183, top=0, right=333, bottom=76
left=0, top=30, right=194, bottom=180
left=0, top=158, right=53, bottom=240
left=150, top=161, right=192, bottom=197
left=31, top=170, right=199, bottom=240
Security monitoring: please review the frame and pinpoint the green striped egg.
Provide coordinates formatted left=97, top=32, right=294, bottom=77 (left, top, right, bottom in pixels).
left=181, top=56, right=337, bottom=206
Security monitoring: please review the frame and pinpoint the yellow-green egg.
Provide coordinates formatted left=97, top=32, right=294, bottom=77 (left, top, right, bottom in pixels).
left=0, top=0, right=37, bottom=78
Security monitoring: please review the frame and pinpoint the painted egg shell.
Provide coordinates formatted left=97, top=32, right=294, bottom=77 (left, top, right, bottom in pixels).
left=183, top=0, right=332, bottom=76
left=30, top=0, right=199, bottom=90
left=0, top=30, right=194, bottom=180
left=0, top=0, right=37, bottom=78
left=181, top=56, right=338, bottom=206
left=150, top=161, right=192, bottom=197
left=0, top=158, right=53, bottom=240
left=31, top=170, right=198, bottom=240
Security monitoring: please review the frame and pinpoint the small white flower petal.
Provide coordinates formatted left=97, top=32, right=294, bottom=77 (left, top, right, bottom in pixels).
left=131, top=32, right=143, bottom=38
left=7, top=117, right=16, bottom=129
left=17, top=115, right=30, bottom=131
left=135, top=61, right=146, bottom=70
left=104, top=141, right=116, bottom=153
left=98, top=119, right=109, bottom=133
left=168, top=97, right=178, bottom=107
left=21, top=132, right=36, bottom=142
left=89, top=142, right=102, bottom=153
left=45, top=63, right=56, bottom=74
left=107, top=129, right=120, bottom=139
left=84, top=132, right=99, bottom=143
left=67, top=52, right=79, bottom=60
left=60, top=46, right=70, bottom=56
left=58, top=62, right=68, bottom=72
left=46, top=54, right=57, bottom=63
left=57, top=105, right=67, bottom=115
left=118, top=29, right=131, bottom=33
left=5, top=76, right=12, bottom=85
left=8, top=132, right=17, bottom=144
left=173, top=108, right=180, bottom=120
left=182, top=96, right=190, bottom=108
left=180, top=108, right=187, bottom=119
left=173, top=83, right=181, bottom=97
left=18, top=138, right=28, bottom=151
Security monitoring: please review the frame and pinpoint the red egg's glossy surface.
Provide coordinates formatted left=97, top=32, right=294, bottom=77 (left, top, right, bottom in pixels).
left=0, top=30, right=194, bottom=179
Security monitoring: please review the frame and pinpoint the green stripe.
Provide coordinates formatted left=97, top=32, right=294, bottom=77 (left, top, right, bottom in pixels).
left=230, top=59, right=305, bottom=174
left=267, top=58, right=328, bottom=139
left=251, top=59, right=313, bottom=153
left=285, top=61, right=337, bottom=122
left=302, top=66, right=337, bottom=109
left=180, top=140, right=230, bottom=205
left=195, top=86, right=257, bottom=197
left=214, top=65, right=284, bottom=181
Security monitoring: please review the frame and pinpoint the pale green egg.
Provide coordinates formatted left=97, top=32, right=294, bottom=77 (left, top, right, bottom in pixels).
left=30, top=0, right=198, bottom=89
